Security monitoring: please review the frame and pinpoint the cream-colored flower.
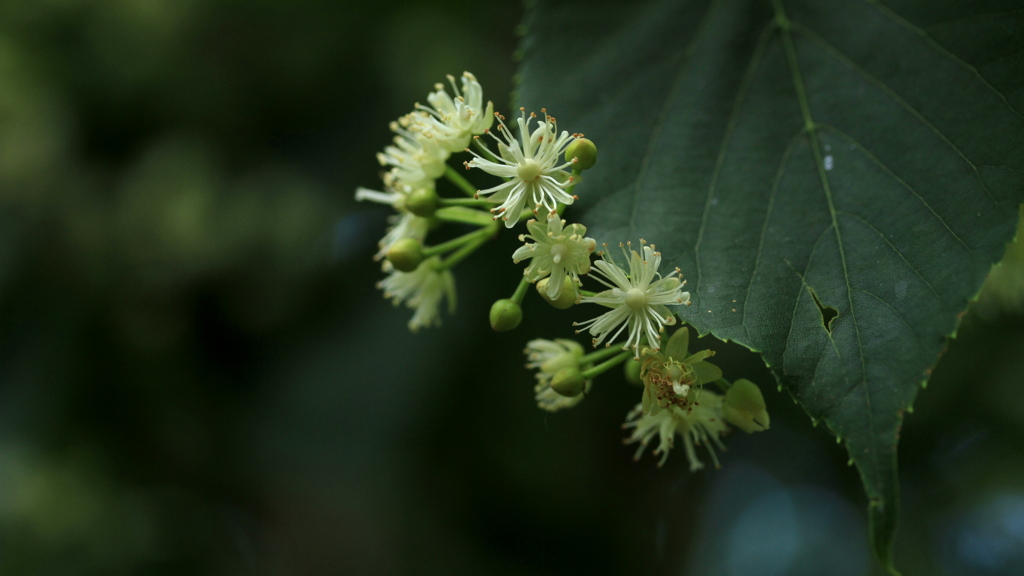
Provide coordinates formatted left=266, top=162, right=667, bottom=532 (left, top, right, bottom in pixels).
left=377, top=122, right=449, bottom=190
left=354, top=183, right=431, bottom=264
left=524, top=338, right=590, bottom=412
left=378, top=257, right=456, bottom=331
left=513, top=214, right=595, bottom=299
left=466, top=109, right=579, bottom=228
left=622, top=392, right=729, bottom=470
left=575, top=242, right=690, bottom=357
left=405, top=72, right=494, bottom=152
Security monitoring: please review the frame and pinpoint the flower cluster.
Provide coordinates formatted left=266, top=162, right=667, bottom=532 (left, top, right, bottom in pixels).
left=355, top=72, right=770, bottom=473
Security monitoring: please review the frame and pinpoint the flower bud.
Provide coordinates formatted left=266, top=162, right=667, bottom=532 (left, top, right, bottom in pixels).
left=722, top=379, right=770, bottom=433
left=624, top=358, right=642, bottom=386
left=405, top=187, right=439, bottom=217
left=536, top=276, right=578, bottom=309
left=489, top=298, right=523, bottom=332
left=565, top=137, right=597, bottom=170
left=550, top=367, right=586, bottom=397
left=386, top=238, right=424, bottom=272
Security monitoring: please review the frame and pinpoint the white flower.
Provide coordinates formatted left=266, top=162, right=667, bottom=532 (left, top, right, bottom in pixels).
left=378, top=257, right=456, bottom=331
left=513, top=214, right=596, bottom=299
left=405, top=72, right=494, bottom=153
left=525, top=338, right=590, bottom=412
left=354, top=185, right=430, bottom=263
left=575, top=242, right=690, bottom=357
left=622, top=392, right=729, bottom=470
left=465, top=109, right=580, bottom=228
left=377, top=121, right=449, bottom=190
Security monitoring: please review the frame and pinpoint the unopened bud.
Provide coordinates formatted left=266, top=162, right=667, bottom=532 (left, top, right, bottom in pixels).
left=387, top=238, right=424, bottom=272
left=551, top=367, right=586, bottom=397
left=565, top=138, right=597, bottom=170
left=405, top=187, right=439, bottom=217
left=536, top=276, right=578, bottom=309
left=624, top=358, right=642, bottom=386
left=723, top=378, right=770, bottom=433
left=489, top=298, right=523, bottom=332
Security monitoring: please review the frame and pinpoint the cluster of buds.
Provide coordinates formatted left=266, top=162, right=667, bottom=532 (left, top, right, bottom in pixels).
left=356, top=73, right=770, bottom=472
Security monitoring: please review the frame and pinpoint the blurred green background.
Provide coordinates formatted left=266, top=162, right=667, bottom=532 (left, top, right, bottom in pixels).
left=0, top=1, right=1022, bottom=575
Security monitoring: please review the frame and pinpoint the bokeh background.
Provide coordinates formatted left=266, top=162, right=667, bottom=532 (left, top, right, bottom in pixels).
left=0, top=1, right=1022, bottom=575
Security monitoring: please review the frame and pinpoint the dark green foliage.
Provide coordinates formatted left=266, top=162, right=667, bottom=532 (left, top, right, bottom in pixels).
left=518, top=0, right=1024, bottom=570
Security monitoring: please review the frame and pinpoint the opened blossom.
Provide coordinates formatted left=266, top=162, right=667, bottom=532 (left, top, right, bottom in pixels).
left=575, top=243, right=690, bottom=357
left=524, top=338, right=590, bottom=412
left=622, top=393, right=729, bottom=470
left=405, top=72, right=494, bottom=152
left=466, top=109, right=580, bottom=228
left=354, top=185, right=429, bottom=264
left=377, top=122, right=449, bottom=190
left=378, top=257, right=456, bottom=331
left=513, top=214, right=596, bottom=299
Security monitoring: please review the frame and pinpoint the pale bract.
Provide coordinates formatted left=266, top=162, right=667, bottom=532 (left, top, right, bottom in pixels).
left=576, top=243, right=690, bottom=357
left=623, top=392, right=728, bottom=470
left=466, top=109, right=579, bottom=228
left=513, top=214, right=596, bottom=299
left=378, top=257, right=456, bottom=331
left=405, top=72, right=494, bottom=153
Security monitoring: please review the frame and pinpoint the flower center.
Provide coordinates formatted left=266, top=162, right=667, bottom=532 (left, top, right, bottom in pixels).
left=516, top=158, right=543, bottom=181
left=624, top=288, right=648, bottom=310
left=549, top=242, right=567, bottom=263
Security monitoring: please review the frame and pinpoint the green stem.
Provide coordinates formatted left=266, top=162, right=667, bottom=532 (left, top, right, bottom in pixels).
left=439, top=225, right=496, bottom=269
left=712, top=378, right=733, bottom=393
left=580, top=345, right=629, bottom=365
left=423, top=226, right=493, bottom=257
left=439, top=197, right=494, bottom=208
left=445, top=165, right=478, bottom=198
left=510, top=276, right=531, bottom=304
left=581, top=350, right=633, bottom=379
left=579, top=289, right=597, bottom=298
left=434, top=206, right=495, bottom=226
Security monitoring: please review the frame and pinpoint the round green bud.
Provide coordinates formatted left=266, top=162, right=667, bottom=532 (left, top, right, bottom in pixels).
left=386, top=238, right=424, bottom=272
left=551, top=367, right=586, bottom=397
left=565, top=138, right=597, bottom=170
left=405, top=187, right=439, bottom=218
left=723, top=378, right=770, bottom=433
left=536, top=276, right=578, bottom=309
left=489, top=298, right=523, bottom=332
left=623, top=358, right=642, bottom=386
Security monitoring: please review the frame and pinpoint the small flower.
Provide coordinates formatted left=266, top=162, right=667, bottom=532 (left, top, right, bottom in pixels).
left=354, top=184, right=430, bottom=264
left=405, top=72, right=494, bottom=152
left=639, top=327, right=722, bottom=416
left=377, top=122, right=449, bottom=190
left=575, top=242, right=690, bottom=357
left=466, top=108, right=580, bottom=228
left=622, top=392, right=729, bottom=470
left=525, top=338, right=590, bottom=412
left=378, top=257, right=456, bottom=331
left=513, top=214, right=596, bottom=299
left=377, top=212, right=430, bottom=264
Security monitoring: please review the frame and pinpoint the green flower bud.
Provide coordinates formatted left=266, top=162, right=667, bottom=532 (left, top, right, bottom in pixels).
left=489, top=298, right=523, bottom=332
left=536, top=276, right=578, bottom=309
left=565, top=137, right=597, bottom=170
left=623, top=358, right=642, bottom=386
left=723, top=378, right=770, bottom=433
left=550, top=367, right=586, bottom=397
left=386, top=238, right=424, bottom=272
left=405, top=187, right=439, bottom=217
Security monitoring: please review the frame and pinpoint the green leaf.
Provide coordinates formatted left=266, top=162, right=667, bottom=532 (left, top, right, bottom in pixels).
left=518, top=0, right=1024, bottom=571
